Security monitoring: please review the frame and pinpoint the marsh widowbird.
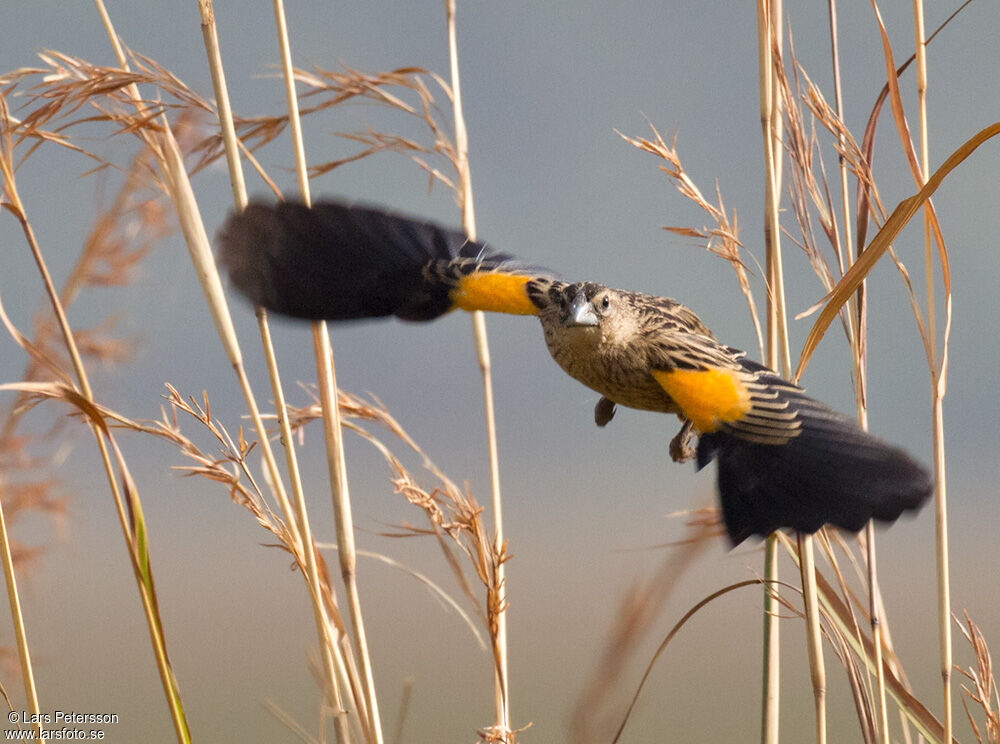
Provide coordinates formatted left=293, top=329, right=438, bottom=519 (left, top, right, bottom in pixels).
left=219, top=200, right=932, bottom=545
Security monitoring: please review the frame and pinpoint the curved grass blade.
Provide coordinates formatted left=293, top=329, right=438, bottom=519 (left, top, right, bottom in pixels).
left=794, top=121, right=1000, bottom=382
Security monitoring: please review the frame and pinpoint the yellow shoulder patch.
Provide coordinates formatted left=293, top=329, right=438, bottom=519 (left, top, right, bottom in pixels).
left=450, top=273, right=538, bottom=316
left=651, top=367, right=751, bottom=433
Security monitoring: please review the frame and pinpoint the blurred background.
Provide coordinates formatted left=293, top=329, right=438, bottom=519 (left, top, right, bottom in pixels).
left=1, top=1, right=997, bottom=741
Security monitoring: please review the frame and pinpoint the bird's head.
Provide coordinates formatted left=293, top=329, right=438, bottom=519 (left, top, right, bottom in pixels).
left=558, top=283, right=601, bottom=327
left=552, top=282, right=640, bottom=345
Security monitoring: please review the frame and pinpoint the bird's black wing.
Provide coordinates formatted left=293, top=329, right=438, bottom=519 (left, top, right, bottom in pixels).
left=646, top=333, right=931, bottom=543
left=218, top=199, right=547, bottom=321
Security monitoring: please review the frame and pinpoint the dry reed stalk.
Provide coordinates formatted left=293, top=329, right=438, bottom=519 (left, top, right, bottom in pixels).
left=268, top=2, right=382, bottom=740
left=610, top=558, right=903, bottom=744
left=0, top=139, right=159, bottom=731
left=0, top=380, right=192, bottom=743
left=289, top=386, right=514, bottom=733
left=801, top=11, right=968, bottom=736
left=788, top=99, right=996, bottom=734
left=767, top=13, right=837, bottom=741
left=759, top=2, right=791, bottom=379
left=826, top=0, right=854, bottom=286
left=0, top=449, right=39, bottom=738
left=0, top=138, right=158, bottom=553
left=155, top=114, right=360, bottom=737
left=862, top=526, right=891, bottom=743
left=816, top=533, right=880, bottom=744
left=767, top=10, right=848, bottom=742
left=196, top=3, right=352, bottom=739
left=911, top=0, right=933, bottom=368
left=284, top=387, right=515, bottom=743
left=824, top=2, right=890, bottom=739
left=54, top=19, right=504, bottom=735
left=91, top=0, right=269, bottom=566
left=619, top=7, right=988, bottom=739
left=756, top=2, right=790, bottom=741
left=780, top=15, right=974, bottom=739
left=793, top=115, right=996, bottom=378
left=312, top=326, right=372, bottom=744
left=97, top=382, right=367, bottom=741
left=775, top=534, right=951, bottom=742
left=617, top=126, right=763, bottom=357
left=308, top=392, right=517, bottom=728
left=621, top=107, right=847, bottom=743
left=957, top=612, right=999, bottom=743
left=3, top=87, right=191, bottom=740
left=799, top=532, right=827, bottom=744
left=3, top=4, right=992, bottom=732
left=867, top=15, right=957, bottom=734
left=62, top=23, right=392, bottom=731
left=570, top=520, right=714, bottom=744
left=197, top=1, right=246, bottom=206
left=909, top=0, right=953, bottom=738
left=929, top=78, right=955, bottom=744
left=443, top=0, right=511, bottom=738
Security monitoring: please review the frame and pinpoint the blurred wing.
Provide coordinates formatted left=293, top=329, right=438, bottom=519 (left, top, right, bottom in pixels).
left=648, top=336, right=931, bottom=542
left=218, top=199, right=553, bottom=321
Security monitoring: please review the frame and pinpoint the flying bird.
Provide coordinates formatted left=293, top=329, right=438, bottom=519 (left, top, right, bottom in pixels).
left=218, top=199, right=932, bottom=544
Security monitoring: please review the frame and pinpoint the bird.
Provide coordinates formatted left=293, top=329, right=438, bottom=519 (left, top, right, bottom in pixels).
left=218, top=199, right=932, bottom=545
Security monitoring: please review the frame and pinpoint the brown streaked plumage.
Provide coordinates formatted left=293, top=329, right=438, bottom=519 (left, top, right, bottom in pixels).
left=529, top=281, right=716, bottom=416
left=218, top=199, right=932, bottom=545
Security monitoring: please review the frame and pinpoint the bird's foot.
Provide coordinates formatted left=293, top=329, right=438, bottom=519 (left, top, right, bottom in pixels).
left=669, top=420, right=696, bottom=463
left=594, top=396, right=617, bottom=427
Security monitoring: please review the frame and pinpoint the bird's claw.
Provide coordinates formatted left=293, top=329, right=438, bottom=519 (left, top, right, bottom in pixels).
left=669, top=420, right=696, bottom=463
left=594, top=397, right=617, bottom=427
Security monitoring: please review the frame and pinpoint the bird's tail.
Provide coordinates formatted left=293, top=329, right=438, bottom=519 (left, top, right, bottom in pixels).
left=218, top=200, right=544, bottom=321
left=695, top=363, right=932, bottom=545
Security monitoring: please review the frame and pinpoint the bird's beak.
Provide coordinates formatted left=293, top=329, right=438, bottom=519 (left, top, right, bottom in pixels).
left=564, top=290, right=599, bottom=327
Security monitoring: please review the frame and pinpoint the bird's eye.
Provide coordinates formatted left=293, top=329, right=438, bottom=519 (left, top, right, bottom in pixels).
left=600, top=295, right=610, bottom=311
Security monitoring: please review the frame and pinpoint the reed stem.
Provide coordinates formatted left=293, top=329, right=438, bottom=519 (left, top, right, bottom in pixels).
left=757, top=2, right=786, bottom=740
left=911, top=2, right=952, bottom=738
left=269, top=0, right=383, bottom=739
left=197, top=4, right=352, bottom=739
left=445, top=0, right=510, bottom=734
